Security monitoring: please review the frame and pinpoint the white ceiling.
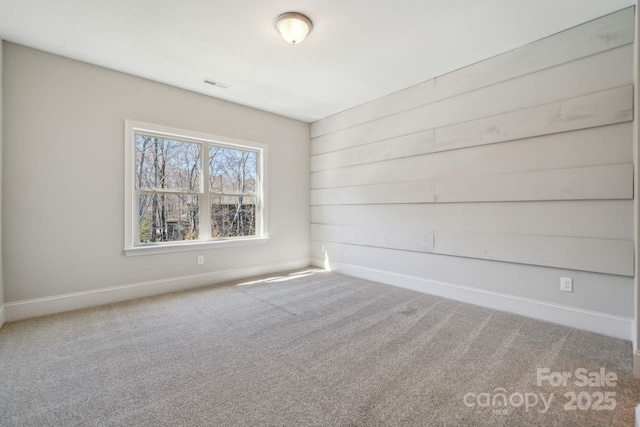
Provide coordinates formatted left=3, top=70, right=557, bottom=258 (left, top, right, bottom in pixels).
left=0, top=0, right=635, bottom=122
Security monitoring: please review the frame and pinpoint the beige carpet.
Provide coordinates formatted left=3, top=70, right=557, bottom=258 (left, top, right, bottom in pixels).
left=0, top=269, right=638, bottom=426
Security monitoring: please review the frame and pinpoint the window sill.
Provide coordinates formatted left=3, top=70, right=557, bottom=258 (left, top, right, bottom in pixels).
left=124, top=236, right=270, bottom=256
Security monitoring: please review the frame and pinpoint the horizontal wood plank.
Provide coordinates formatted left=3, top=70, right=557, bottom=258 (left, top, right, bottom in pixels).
left=311, top=163, right=632, bottom=205
left=435, top=85, right=633, bottom=151
left=311, top=225, right=634, bottom=276
left=311, top=130, right=435, bottom=172
left=434, top=230, right=634, bottom=276
left=311, top=180, right=436, bottom=206
left=435, top=163, right=633, bottom=203
left=310, top=224, right=434, bottom=253
left=311, top=200, right=633, bottom=240
left=311, top=124, right=632, bottom=189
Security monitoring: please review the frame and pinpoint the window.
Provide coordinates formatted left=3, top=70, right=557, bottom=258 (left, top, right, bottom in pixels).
left=124, top=120, right=268, bottom=255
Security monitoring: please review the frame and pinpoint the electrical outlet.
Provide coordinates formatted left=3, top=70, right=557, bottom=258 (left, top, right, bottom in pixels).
left=560, top=277, right=573, bottom=292
left=197, top=255, right=204, bottom=265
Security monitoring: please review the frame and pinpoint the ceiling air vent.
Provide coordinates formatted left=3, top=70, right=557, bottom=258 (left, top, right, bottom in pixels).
left=203, top=78, right=230, bottom=89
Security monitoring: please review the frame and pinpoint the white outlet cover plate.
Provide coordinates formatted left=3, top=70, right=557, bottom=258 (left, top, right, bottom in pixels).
left=560, top=277, right=573, bottom=292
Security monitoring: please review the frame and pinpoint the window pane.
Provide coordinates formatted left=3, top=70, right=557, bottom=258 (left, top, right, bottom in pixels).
left=136, top=134, right=201, bottom=191
left=138, top=194, right=199, bottom=243
left=209, top=146, right=257, bottom=194
left=211, top=195, right=256, bottom=238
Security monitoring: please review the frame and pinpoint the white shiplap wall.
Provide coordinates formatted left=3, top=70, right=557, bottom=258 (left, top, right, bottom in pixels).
left=310, top=8, right=636, bottom=338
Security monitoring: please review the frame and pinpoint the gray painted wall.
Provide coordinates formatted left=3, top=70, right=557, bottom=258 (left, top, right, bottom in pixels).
left=310, top=8, right=635, bottom=319
left=2, top=42, right=310, bottom=304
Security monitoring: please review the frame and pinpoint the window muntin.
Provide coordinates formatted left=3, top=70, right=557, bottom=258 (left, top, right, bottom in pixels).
left=125, top=121, right=266, bottom=252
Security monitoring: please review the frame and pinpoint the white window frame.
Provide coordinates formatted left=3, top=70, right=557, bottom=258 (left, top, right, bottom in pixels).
left=124, top=120, right=269, bottom=256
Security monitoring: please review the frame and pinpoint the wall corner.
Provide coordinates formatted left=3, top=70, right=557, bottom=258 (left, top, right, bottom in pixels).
left=632, top=4, right=639, bottom=363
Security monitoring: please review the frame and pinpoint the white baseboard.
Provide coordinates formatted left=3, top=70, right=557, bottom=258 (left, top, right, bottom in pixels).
left=5, top=258, right=311, bottom=322
left=312, top=258, right=633, bottom=341
left=634, top=350, right=640, bottom=379
left=0, top=305, right=5, bottom=329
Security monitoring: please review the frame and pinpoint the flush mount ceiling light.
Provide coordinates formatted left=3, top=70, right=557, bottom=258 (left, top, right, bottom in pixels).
left=276, top=12, right=313, bottom=45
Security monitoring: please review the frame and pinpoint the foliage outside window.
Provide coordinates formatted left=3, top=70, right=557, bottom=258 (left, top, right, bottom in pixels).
left=125, top=121, right=267, bottom=254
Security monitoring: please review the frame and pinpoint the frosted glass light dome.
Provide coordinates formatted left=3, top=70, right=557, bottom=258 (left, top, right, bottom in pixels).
left=276, top=12, right=313, bottom=45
